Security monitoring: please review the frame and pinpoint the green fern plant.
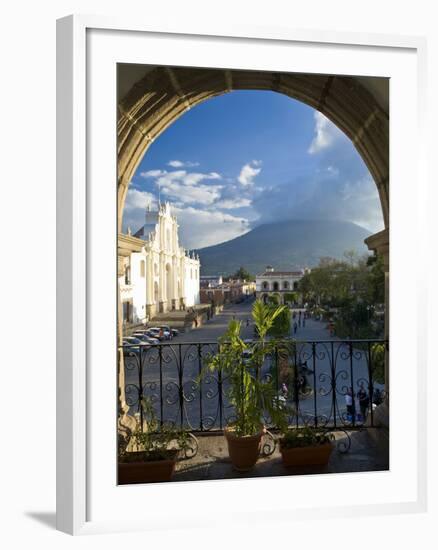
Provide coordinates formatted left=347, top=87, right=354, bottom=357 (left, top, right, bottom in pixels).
left=204, top=300, right=293, bottom=437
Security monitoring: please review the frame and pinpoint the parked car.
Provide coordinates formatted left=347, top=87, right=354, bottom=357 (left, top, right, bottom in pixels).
left=122, top=337, right=142, bottom=354
left=132, top=332, right=159, bottom=346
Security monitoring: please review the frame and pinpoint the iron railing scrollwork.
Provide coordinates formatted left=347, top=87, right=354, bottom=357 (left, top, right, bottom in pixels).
left=122, top=338, right=387, bottom=457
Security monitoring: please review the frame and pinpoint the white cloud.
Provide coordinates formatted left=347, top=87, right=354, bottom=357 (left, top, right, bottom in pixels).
left=160, top=180, right=222, bottom=205
left=172, top=206, right=250, bottom=248
left=140, top=169, right=166, bottom=178
left=124, top=188, right=157, bottom=211
left=168, top=160, right=200, bottom=168
left=238, top=160, right=262, bottom=186
left=216, top=198, right=252, bottom=210
left=150, top=170, right=223, bottom=205
left=153, top=170, right=221, bottom=188
left=308, top=112, right=343, bottom=154
left=122, top=190, right=250, bottom=248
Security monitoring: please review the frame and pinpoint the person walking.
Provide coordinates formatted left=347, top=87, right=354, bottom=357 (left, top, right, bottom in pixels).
left=302, top=317, right=306, bottom=328
left=345, top=387, right=355, bottom=422
left=357, top=386, right=369, bottom=422
left=293, top=321, right=298, bottom=335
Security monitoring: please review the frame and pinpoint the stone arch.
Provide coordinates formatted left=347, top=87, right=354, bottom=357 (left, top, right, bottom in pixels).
left=283, top=281, right=289, bottom=290
left=117, top=66, right=389, bottom=231
left=272, top=281, right=279, bottom=291
left=268, top=293, right=281, bottom=305
left=262, top=280, right=269, bottom=290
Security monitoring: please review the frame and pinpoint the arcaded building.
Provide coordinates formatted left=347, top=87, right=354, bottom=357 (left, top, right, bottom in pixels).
left=255, top=265, right=308, bottom=305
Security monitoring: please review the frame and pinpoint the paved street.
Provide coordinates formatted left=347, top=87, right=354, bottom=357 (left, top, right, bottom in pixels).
left=124, top=299, right=383, bottom=431
left=177, top=298, right=257, bottom=343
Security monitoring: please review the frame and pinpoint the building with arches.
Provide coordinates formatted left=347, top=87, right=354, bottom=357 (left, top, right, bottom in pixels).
left=118, top=202, right=200, bottom=327
left=256, top=265, right=309, bottom=305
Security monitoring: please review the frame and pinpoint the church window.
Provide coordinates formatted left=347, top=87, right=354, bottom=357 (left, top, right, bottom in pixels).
left=124, top=266, right=131, bottom=285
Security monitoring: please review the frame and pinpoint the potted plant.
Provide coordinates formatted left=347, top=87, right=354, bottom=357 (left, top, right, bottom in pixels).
left=279, top=426, right=334, bottom=468
left=118, top=397, right=191, bottom=484
left=204, top=300, right=289, bottom=472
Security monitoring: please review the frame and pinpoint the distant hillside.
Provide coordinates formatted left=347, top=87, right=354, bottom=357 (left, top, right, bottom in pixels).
left=196, top=219, right=371, bottom=276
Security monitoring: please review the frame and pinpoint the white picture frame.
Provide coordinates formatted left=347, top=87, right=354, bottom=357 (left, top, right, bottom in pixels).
left=56, top=15, right=428, bottom=535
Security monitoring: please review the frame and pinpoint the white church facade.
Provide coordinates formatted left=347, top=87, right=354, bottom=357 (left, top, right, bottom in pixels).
left=118, top=203, right=200, bottom=327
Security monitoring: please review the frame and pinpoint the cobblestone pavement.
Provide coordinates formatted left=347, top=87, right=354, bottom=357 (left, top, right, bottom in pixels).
left=176, top=299, right=257, bottom=342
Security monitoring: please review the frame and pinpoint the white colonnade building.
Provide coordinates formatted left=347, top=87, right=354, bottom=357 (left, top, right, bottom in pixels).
left=118, top=202, right=200, bottom=326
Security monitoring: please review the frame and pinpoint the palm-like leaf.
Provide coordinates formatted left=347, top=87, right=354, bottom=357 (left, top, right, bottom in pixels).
left=201, top=300, right=292, bottom=436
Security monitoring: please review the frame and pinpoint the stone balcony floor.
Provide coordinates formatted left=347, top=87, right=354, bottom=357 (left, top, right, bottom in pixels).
left=173, top=428, right=389, bottom=482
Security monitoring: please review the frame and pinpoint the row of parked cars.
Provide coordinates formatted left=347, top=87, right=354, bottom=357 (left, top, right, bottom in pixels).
left=122, top=325, right=180, bottom=353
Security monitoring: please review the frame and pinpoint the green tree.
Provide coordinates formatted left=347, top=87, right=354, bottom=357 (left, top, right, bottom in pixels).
left=297, top=251, right=385, bottom=339
left=232, top=266, right=254, bottom=281
left=268, top=306, right=291, bottom=337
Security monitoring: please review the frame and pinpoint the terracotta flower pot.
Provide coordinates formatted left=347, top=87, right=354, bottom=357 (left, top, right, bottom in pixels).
left=280, top=441, right=333, bottom=468
left=118, top=450, right=178, bottom=484
left=224, top=427, right=264, bottom=472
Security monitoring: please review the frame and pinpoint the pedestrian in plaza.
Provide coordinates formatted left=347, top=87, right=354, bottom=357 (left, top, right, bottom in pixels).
left=357, top=385, right=370, bottom=421
left=293, top=321, right=298, bottom=335
left=302, top=317, right=306, bottom=328
left=246, top=318, right=250, bottom=327
left=298, top=317, right=301, bottom=327
left=345, top=387, right=355, bottom=421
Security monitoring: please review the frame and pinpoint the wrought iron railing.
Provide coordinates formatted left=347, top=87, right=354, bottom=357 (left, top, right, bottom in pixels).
left=122, top=339, right=387, bottom=441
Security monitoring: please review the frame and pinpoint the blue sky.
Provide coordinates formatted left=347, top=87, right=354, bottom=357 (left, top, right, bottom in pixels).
left=123, top=90, right=384, bottom=249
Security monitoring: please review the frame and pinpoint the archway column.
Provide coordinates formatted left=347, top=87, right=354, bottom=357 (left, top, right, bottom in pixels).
left=117, top=257, right=129, bottom=416
left=365, top=228, right=389, bottom=428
